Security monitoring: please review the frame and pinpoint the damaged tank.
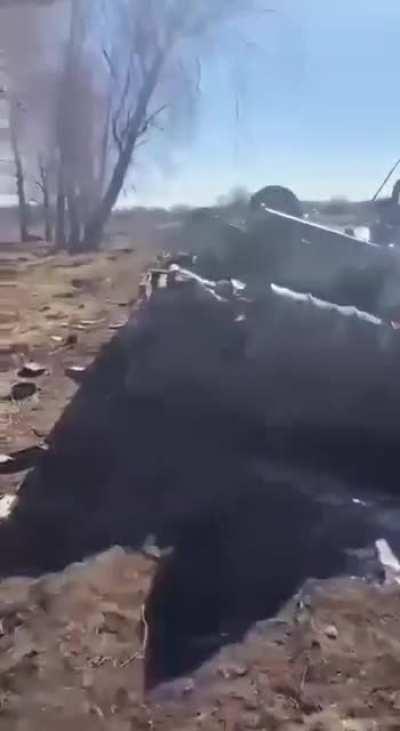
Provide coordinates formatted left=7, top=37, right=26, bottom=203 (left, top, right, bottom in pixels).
left=181, top=185, right=400, bottom=321
left=371, top=178, right=400, bottom=246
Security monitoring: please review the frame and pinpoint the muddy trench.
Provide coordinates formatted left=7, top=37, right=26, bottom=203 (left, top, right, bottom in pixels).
left=1, top=384, right=392, bottom=689
left=144, top=473, right=393, bottom=688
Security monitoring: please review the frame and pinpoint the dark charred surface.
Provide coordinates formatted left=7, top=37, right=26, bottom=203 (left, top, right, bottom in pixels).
left=1, top=281, right=400, bottom=683
left=145, top=481, right=382, bottom=687
left=2, top=285, right=400, bottom=567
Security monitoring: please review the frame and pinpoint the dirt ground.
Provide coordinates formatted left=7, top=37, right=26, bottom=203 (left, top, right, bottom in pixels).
left=0, top=240, right=149, bottom=491
left=0, top=549, right=399, bottom=730
left=1, top=240, right=400, bottom=730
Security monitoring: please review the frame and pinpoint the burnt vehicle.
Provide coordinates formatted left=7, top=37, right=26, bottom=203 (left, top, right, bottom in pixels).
left=183, top=185, right=400, bottom=322
left=371, top=178, right=400, bottom=246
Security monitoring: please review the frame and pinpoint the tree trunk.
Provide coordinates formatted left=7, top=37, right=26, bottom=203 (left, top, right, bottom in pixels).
left=9, top=101, right=30, bottom=243
left=98, top=89, right=112, bottom=197
left=14, top=154, right=29, bottom=244
left=43, top=186, right=52, bottom=242
left=83, top=49, right=167, bottom=250
left=38, top=160, right=52, bottom=241
left=55, top=168, right=66, bottom=248
left=66, top=186, right=81, bottom=252
left=54, top=0, right=84, bottom=251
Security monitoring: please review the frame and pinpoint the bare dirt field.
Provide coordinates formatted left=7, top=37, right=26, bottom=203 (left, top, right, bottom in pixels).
left=1, top=239, right=149, bottom=488
left=0, top=549, right=398, bottom=730
left=1, top=237, right=400, bottom=730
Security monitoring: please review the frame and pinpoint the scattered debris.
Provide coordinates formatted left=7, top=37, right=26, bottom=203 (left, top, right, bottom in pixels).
left=0, top=454, right=13, bottom=471
left=32, top=427, right=48, bottom=441
left=79, top=318, right=106, bottom=328
left=64, top=365, right=87, bottom=384
left=142, top=534, right=162, bottom=560
left=17, top=361, right=47, bottom=378
left=142, top=534, right=174, bottom=562
left=159, top=251, right=197, bottom=269
left=0, top=494, right=17, bottom=520
left=217, top=663, right=248, bottom=679
left=71, top=277, right=91, bottom=290
left=54, top=333, right=79, bottom=349
left=182, top=678, right=195, bottom=695
left=109, top=321, right=126, bottom=331
left=375, top=539, right=400, bottom=584
left=0, top=446, right=46, bottom=475
left=324, top=624, right=339, bottom=640
left=65, top=333, right=78, bottom=347
left=10, top=381, right=38, bottom=402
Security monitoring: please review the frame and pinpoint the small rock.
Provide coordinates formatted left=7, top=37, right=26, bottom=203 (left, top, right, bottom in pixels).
left=183, top=678, right=195, bottom=695
left=324, top=625, right=338, bottom=640
left=218, top=663, right=248, bottom=679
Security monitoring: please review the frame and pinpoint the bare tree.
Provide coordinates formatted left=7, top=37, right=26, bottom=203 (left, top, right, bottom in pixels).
left=9, top=98, right=30, bottom=242
left=82, top=0, right=261, bottom=250
left=54, top=166, right=66, bottom=248
left=0, top=2, right=64, bottom=244
left=53, top=0, right=83, bottom=250
left=52, top=0, right=109, bottom=251
left=97, top=48, right=115, bottom=200
left=0, top=0, right=267, bottom=252
left=36, top=155, right=52, bottom=241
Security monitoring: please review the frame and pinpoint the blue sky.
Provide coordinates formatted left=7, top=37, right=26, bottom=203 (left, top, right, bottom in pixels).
left=133, top=0, right=400, bottom=207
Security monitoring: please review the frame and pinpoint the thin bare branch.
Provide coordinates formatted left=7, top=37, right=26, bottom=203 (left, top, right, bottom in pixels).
left=111, top=114, right=123, bottom=154
left=195, top=57, right=202, bottom=94
left=112, top=66, right=132, bottom=143
left=102, top=48, right=116, bottom=78
left=138, top=104, right=168, bottom=138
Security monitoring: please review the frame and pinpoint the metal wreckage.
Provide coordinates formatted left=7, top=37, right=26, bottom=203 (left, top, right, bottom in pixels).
left=136, top=183, right=400, bottom=498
